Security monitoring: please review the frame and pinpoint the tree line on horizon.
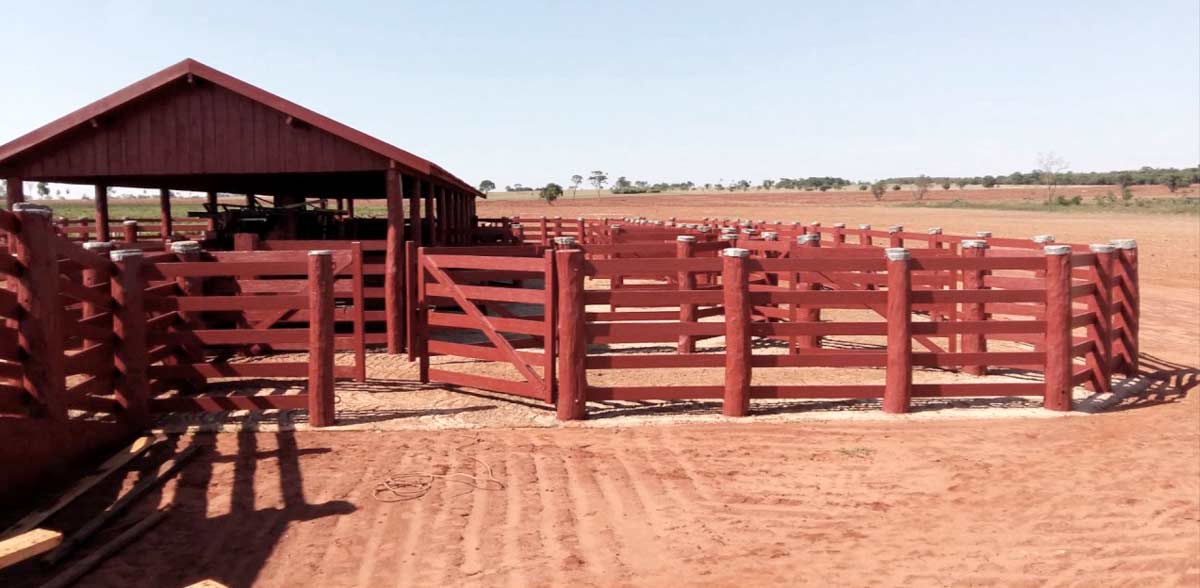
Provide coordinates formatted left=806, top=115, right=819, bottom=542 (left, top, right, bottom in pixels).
left=476, top=164, right=1199, bottom=204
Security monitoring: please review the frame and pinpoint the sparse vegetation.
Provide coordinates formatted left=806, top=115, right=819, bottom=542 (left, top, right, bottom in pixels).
left=540, top=182, right=563, bottom=204
left=478, top=179, right=495, bottom=195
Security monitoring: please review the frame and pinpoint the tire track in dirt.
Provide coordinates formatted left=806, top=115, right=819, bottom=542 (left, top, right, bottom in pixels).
left=397, top=445, right=453, bottom=587
left=358, top=441, right=419, bottom=587
left=529, top=437, right=579, bottom=586
left=550, top=435, right=627, bottom=582
left=498, top=439, right=529, bottom=588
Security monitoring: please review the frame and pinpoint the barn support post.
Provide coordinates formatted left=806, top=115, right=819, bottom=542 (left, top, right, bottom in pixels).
left=95, top=184, right=111, bottom=241
left=676, top=235, right=697, bottom=354
left=408, top=177, right=421, bottom=244
left=1110, top=239, right=1138, bottom=376
left=12, top=204, right=67, bottom=423
left=307, top=250, right=336, bottom=427
left=423, top=182, right=435, bottom=246
left=883, top=248, right=913, bottom=414
left=1089, top=244, right=1115, bottom=393
left=1043, top=245, right=1073, bottom=411
left=435, top=186, right=447, bottom=245
left=405, top=240, right=419, bottom=362
left=158, top=189, right=172, bottom=241
left=204, top=191, right=218, bottom=230
left=555, top=248, right=587, bottom=421
left=110, top=249, right=150, bottom=427
left=5, top=176, right=24, bottom=209
left=961, top=240, right=989, bottom=375
left=798, top=233, right=821, bottom=349
left=722, top=248, right=751, bottom=417
left=123, top=220, right=139, bottom=244
left=384, top=168, right=405, bottom=354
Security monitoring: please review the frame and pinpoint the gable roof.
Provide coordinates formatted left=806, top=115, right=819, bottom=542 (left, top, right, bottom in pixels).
left=0, top=58, right=482, bottom=196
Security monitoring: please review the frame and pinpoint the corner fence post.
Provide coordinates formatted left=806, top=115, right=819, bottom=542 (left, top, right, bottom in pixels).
left=884, top=248, right=912, bottom=414
left=13, top=204, right=67, bottom=423
left=555, top=248, right=587, bottom=420
left=1110, top=239, right=1138, bottom=376
left=1090, top=244, right=1114, bottom=393
left=110, top=249, right=149, bottom=427
left=676, top=235, right=697, bottom=354
left=961, top=240, right=989, bottom=375
left=308, top=250, right=336, bottom=427
left=722, top=248, right=751, bottom=417
left=1043, top=245, right=1073, bottom=411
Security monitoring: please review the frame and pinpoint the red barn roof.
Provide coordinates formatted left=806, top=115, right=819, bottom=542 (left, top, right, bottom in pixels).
left=0, top=58, right=481, bottom=198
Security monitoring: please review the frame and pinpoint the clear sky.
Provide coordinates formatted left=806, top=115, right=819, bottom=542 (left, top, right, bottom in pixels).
left=1, top=0, right=1197, bottom=190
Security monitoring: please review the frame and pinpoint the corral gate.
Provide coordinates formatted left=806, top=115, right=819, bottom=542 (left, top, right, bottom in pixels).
left=414, top=245, right=555, bottom=402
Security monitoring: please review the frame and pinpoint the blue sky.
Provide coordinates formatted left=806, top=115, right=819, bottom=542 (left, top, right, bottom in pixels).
left=1, top=0, right=1197, bottom=189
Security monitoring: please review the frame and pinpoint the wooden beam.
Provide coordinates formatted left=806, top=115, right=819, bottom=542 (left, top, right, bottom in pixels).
left=5, top=176, right=23, bottom=209
left=0, top=528, right=62, bottom=570
left=41, top=509, right=168, bottom=588
left=95, top=184, right=110, bottom=241
left=158, top=188, right=172, bottom=241
left=409, top=178, right=422, bottom=245
left=384, top=169, right=405, bottom=353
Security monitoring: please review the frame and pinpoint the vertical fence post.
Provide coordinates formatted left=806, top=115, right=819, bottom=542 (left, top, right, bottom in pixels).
left=543, top=247, right=560, bottom=404
left=1043, top=245, right=1073, bottom=411
left=158, top=189, right=173, bottom=242
left=539, top=216, right=549, bottom=247
left=123, top=220, right=139, bottom=244
left=110, top=249, right=149, bottom=427
left=832, top=223, right=846, bottom=247
left=798, top=233, right=821, bottom=349
left=960, top=240, right=989, bottom=375
left=405, top=241, right=419, bottom=361
left=556, top=248, right=587, bottom=420
left=676, top=235, right=697, bottom=354
left=883, top=248, right=913, bottom=414
left=511, top=223, right=524, bottom=245
left=352, top=241, right=367, bottom=382
left=858, top=224, right=872, bottom=248
left=385, top=169, right=405, bottom=354
left=81, top=241, right=115, bottom=349
left=1110, top=239, right=1138, bottom=376
left=307, top=250, right=336, bottom=427
left=1089, top=244, right=1114, bottom=393
left=722, top=248, right=751, bottom=417
left=888, top=225, right=903, bottom=248
left=12, top=204, right=67, bottom=422
left=233, top=232, right=258, bottom=251
left=169, top=241, right=207, bottom=372
left=417, top=247, right=430, bottom=383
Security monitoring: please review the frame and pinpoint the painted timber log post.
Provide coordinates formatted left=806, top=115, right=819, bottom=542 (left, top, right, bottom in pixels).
left=307, top=250, right=336, bottom=427
left=13, top=204, right=67, bottom=423
left=95, top=184, right=111, bottom=241
left=832, top=223, right=846, bottom=247
left=1043, top=245, right=1073, bottom=411
left=385, top=168, right=406, bottom=354
left=1110, top=239, right=1139, bottom=376
left=883, top=247, right=913, bottom=414
left=81, top=241, right=115, bottom=349
left=158, top=189, right=173, bottom=241
left=798, top=233, right=822, bottom=349
left=6, top=176, right=24, bottom=209
left=556, top=248, right=587, bottom=421
left=859, top=224, right=872, bottom=248
left=233, top=232, right=258, bottom=251
left=122, top=220, right=139, bottom=244
left=960, top=239, right=989, bottom=375
left=676, top=235, right=697, bottom=354
left=1089, top=244, right=1115, bottom=393
left=110, top=249, right=149, bottom=427
left=888, top=225, right=903, bottom=248
left=405, top=241, right=419, bottom=362
left=722, top=248, right=751, bottom=417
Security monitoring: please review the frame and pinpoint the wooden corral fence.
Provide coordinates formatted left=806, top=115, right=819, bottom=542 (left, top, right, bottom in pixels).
left=0, top=204, right=361, bottom=429
left=54, top=216, right=209, bottom=243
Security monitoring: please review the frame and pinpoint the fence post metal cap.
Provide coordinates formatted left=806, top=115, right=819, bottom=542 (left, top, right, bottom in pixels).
left=1110, top=238, right=1137, bottom=249
left=510, top=222, right=523, bottom=228
left=832, top=222, right=846, bottom=228
left=719, top=233, right=738, bottom=241
left=975, top=231, right=992, bottom=238
left=796, top=234, right=819, bottom=243
left=308, top=249, right=334, bottom=256
left=961, top=239, right=989, bottom=249
left=110, top=249, right=143, bottom=261
left=170, top=240, right=202, bottom=253
left=809, top=221, right=821, bottom=227
left=1032, top=234, right=1055, bottom=243
left=1089, top=243, right=1115, bottom=253
left=884, top=247, right=910, bottom=261
left=761, top=231, right=778, bottom=240
left=858, top=224, right=871, bottom=230
left=1044, top=245, right=1072, bottom=255
left=553, top=236, right=577, bottom=245
left=887, top=225, right=903, bottom=233
left=123, top=219, right=139, bottom=226
left=12, top=202, right=52, bottom=216
left=82, top=241, right=114, bottom=251
left=927, top=227, right=943, bottom=235
left=676, top=235, right=697, bottom=243
left=722, top=247, right=750, bottom=258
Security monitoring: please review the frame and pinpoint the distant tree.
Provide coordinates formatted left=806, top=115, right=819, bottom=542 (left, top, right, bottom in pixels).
left=36, top=182, right=49, bottom=198
left=956, top=180, right=968, bottom=189
left=858, top=184, right=869, bottom=191
left=736, top=179, right=751, bottom=191
left=1035, top=152, right=1069, bottom=203
left=589, top=170, right=608, bottom=192
left=941, top=180, right=951, bottom=190
left=762, top=179, right=775, bottom=190
left=570, top=174, right=583, bottom=198
left=478, top=179, right=495, bottom=195
left=613, top=176, right=632, bottom=192
left=1165, top=174, right=1184, bottom=192
left=912, top=175, right=932, bottom=200
left=981, top=176, right=997, bottom=188
left=870, top=181, right=887, bottom=201
left=540, top=182, right=563, bottom=204
left=891, top=184, right=902, bottom=191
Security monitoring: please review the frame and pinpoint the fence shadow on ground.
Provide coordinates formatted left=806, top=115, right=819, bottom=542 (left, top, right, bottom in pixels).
left=0, top=432, right=354, bottom=588
left=1077, top=353, right=1197, bottom=413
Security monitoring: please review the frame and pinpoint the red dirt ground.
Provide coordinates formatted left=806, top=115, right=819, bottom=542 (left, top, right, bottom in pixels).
left=3, top=192, right=1197, bottom=587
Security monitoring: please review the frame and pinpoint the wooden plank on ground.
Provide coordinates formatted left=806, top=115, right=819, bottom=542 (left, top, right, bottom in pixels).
left=1, top=436, right=159, bottom=540
left=0, top=528, right=62, bottom=570
left=41, top=508, right=169, bottom=588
